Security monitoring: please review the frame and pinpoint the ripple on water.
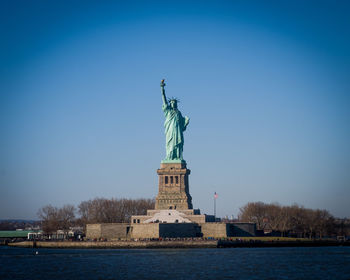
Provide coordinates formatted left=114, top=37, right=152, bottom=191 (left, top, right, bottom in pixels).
left=0, top=247, right=350, bottom=280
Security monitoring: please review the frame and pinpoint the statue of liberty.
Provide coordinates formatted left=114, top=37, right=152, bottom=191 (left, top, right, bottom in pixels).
left=160, top=79, right=190, bottom=162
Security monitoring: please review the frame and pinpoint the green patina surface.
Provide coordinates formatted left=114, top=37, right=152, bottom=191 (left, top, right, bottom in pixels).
left=0, top=230, right=37, bottom=238
left=160, top=80, right=189, bottom=162
left=160, top=159, right=186, bottom=164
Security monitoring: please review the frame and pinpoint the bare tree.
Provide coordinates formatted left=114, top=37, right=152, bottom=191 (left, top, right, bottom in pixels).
left=37, top=204, right=76, bottom=234
left=278, top=206, right=293, bottom=237
left=288, top=204, right=308, bottom=237
left=265, top=203, right=283, bottom=232
left=315, top=209, right=333, bottom=238
left=59, top=204, right=76, bottom=234
left=77, top=197, right=155, bottom=225
left=238, top=201, right=337, bottom=238
left=37, top=205, right=60, bottom=234
left=238, top=202, right=267, bottom=230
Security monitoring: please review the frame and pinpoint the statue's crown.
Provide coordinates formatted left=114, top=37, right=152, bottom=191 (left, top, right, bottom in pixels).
left=168, top=97, right=179, bottom=103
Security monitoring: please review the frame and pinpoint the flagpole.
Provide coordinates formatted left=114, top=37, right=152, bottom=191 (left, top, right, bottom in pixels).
left=214, top=195, right=216, bottom=220
left=214, top=192, right=217, bottom=221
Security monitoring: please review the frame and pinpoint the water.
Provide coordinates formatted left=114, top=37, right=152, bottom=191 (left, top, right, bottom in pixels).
left=1, top=246, right=350, bottom=280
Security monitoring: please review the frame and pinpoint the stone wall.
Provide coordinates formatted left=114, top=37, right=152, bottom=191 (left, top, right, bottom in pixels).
left=101, top=223, right=131, bottom=240
left=229, top=223, right=256, bottom=237
left=186, top=215, right=206, bottom=223
left=130, top=215, right=150, bottom=224
left=159, top=223, right=200, bottom=238
left=200, top=222, right=257, bottom=238
left=86, top=223, right=131, bottom=240
left=86, top=224, right=101, bottom=239
left=147, top=209, right=197, bottom=216
left=200, top=223, right=228, bottom=238
left=131, top=224, right=160, bottom=239
left=87, top=223, right=159, bottom=239
left=86, top=222, right=257, bottom=240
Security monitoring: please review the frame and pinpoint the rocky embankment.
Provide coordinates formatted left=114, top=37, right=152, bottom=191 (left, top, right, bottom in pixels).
left=8, top=240, right=218, bottom=249
left=7, top=239, right=349, bottom=249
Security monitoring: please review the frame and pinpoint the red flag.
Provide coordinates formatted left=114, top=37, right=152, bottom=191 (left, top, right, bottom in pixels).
left=214, top=192, right=218, bottom=199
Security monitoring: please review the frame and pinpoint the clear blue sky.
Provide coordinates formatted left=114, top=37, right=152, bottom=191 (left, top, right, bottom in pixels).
left=1, top=0, right=349, bottom=219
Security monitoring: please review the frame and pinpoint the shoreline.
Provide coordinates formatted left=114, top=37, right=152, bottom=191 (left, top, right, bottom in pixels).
left=6, top=239, right=350, bottom=249
left=8, top=240, right=218, bottom=249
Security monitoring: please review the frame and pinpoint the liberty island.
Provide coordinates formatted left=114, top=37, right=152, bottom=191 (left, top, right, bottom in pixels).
left=83, top=80, right=255, bottom=239
left=5, top=80, right=349, bottom=248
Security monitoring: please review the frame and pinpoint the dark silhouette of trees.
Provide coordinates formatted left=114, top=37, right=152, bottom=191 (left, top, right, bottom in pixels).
left=78, top=198, right=155, bottom=224
left=37, top=204, right=76, bottom=234
left=238, top=202, right=267, bottom=230
left=238, top=202, right=337, bottom=238
left=37, top=198, right=155, bottom=233
left=59, top=205, right=76, bottom=234
left=36, top=198, right=346, bottom=238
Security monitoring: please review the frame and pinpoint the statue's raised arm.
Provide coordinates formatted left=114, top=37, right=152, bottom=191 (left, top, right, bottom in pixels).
left=160, top=79, right=167, bottom=106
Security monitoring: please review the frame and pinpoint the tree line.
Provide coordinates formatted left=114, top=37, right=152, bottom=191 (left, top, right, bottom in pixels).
left=238, top=202, right=349, bottom=238
left=37, top=198, right=155, bottom=233
left=37, top=199, right=349, bottom=238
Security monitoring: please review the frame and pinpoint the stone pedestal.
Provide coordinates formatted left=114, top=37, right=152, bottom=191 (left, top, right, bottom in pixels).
left=155, top=162, right=193, bottom=210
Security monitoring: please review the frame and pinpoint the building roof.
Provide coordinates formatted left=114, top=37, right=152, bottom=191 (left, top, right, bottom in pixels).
left=0, top=230, right=39, bottom=238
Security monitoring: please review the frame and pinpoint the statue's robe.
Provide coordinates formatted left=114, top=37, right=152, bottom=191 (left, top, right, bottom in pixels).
left=162, top=104, right=187, bottom=160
